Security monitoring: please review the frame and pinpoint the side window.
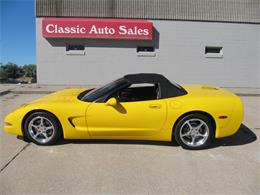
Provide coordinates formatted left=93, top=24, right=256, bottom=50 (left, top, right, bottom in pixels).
left=115, top=83, right=160, bottom=102
left=66, top=44, right=85, bottom=55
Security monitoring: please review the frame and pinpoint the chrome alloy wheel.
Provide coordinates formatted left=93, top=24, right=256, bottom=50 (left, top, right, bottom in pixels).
left=28, top=116, right=55, bottom=144
left=179, top=118, right=209, bottom=147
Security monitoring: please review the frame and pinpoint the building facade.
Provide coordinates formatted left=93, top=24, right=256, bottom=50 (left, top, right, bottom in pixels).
left=36, top=0, right=260, bottom=87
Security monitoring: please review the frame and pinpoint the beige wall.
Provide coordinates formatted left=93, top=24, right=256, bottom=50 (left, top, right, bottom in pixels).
left=36, top=18, right=260, bottom=87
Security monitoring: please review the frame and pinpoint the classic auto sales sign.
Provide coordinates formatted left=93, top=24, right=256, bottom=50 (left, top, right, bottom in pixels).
left=42, top=18, right=153, bottom=40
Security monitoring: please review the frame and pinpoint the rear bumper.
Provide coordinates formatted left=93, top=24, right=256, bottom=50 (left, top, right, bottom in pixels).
left=215, top=96, right=244, bottom=138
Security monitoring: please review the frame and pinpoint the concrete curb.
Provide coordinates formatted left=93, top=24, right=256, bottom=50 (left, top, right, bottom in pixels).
left=1, top=89, right=260, bottom=97
left=10, top=91, right=54, bottom=95
left=0, top=90, right=54, bottom=96
left=0, top=90, right=11, bottom=96
left=236, top=93, right=260, bottom=97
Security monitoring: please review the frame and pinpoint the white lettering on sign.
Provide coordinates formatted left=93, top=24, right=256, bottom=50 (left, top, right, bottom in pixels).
left=43, top=18, right=153, bottom=40
left=89, top=25, right=116, bottom=35
left=118, top=26, right=149, bottom=35
left=45, top=24, right=87, bottom=34
left=45, top=24, right=150, bottom=36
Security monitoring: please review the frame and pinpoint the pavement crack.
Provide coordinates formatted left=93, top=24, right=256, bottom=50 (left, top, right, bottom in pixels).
left=0, top=90, right=11, bottom=96
left=0, top=143, right=30, bottom=173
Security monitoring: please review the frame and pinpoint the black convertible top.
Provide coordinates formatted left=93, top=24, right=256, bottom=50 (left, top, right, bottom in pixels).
left=123, top=73, right=187, bottom=98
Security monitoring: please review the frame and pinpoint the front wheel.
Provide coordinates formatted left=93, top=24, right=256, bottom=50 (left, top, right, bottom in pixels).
left=173, top=113, right=215, bottom=150
left=23, top=112, right=62, bottom=145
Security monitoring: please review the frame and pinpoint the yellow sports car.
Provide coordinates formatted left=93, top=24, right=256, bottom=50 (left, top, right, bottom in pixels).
left=4, top=73, right=243, bottom=149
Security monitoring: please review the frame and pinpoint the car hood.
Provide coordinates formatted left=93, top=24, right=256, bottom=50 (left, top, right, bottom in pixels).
left=30, top=88, right=89, bottom=104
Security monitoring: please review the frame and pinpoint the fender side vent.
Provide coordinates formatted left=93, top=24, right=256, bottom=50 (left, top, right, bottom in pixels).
left=68, top=118, right=75, bottom=128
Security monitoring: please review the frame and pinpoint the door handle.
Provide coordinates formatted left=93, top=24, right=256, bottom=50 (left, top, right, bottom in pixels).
left=149, top=104, right=161, bottom=109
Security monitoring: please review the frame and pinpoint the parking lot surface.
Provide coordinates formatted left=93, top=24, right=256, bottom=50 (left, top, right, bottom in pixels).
left=0, top=86, right=259, bottom=194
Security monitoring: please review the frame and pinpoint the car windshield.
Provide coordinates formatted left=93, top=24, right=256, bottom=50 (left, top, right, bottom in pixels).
left=81, top=78, right=127, bottom=102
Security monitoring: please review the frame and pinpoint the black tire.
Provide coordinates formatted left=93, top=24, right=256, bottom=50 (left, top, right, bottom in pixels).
left=173, top=113, right=215, bottom=150
left=23, top=111, right=62, bottom=145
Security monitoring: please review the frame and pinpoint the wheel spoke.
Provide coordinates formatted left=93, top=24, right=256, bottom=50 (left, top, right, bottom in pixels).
left=33, top=131, right=40, bottom=139
left=41, top=132, right=48, bottom=139
left=197, top=131, right=207, bottom=138
left=186, top=121, right=193, bottom=130
left=195, top=122, right=204, bottom=130
left=45, top=126, right=53, bottom=131
left=31, top=124, right=39, bottom=129
left=30, top=125, right=36, bottom=129
left=181, top=131, right=191, bottom=137
left=40, top=117, right=44, bottom=126
left=180, top=121, right=193, bottom=138
left=191, top=136, right=196, bottom=145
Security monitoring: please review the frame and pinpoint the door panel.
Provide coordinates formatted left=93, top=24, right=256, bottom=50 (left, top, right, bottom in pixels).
left=86, top=99, right=167, bottom=137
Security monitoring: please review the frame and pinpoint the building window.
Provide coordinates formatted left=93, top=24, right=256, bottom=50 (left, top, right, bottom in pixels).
left=205, top=46, right=223, bottom=58
left=137, top=46, right=156, bottom=57
left=66, top=44, right=85, bottom=55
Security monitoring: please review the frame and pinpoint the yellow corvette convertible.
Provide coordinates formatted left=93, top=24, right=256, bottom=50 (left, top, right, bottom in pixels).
left=4, top=73, right=243, bottom=149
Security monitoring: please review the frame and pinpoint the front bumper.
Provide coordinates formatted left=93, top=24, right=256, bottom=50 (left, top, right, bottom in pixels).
left=4, top=110, right=24, bottom=136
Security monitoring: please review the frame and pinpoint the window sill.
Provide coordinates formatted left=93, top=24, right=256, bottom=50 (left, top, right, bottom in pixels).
left=137, top=52, right=156, bottom=57
left=66, top=51, right=85, bottom=55
left=205, top=53, right=223, bottom=58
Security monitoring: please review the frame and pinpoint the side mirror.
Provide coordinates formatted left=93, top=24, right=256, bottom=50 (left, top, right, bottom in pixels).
left=106, top=97, right=117, bottom=106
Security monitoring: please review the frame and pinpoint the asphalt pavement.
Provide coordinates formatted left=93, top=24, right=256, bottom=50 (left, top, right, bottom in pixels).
left=0, top=85, right=259, bottom=194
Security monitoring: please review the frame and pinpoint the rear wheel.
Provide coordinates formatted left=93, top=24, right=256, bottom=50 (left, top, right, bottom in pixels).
left=23, top=112, right=62, bottom=145
left=174, top=113, right=215, bottom=150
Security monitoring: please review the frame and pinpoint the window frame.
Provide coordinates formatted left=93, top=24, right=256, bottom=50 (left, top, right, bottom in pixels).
left=205, top=46, right=223, bottom=58
left=81, top=78, right=129, bottom=103
left=66, top=44, right=85, bottom=55
left=136, top=46, right=156, bottom=57
left=103, top=82, right=162, bottom=103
